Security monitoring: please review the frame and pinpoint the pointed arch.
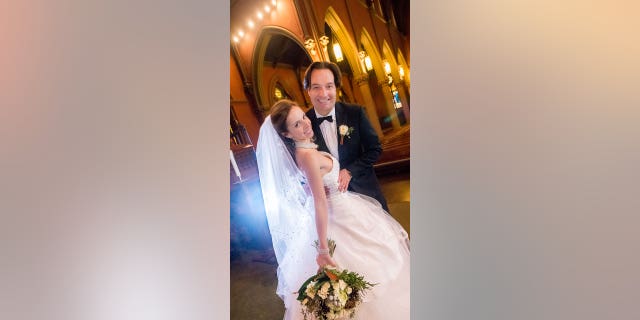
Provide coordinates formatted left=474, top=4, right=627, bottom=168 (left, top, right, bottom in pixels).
left=267, top=76, right=295, bottom=105
left=252, top=27, right=311, bottom=113
left=359, top=28, right=385, bottom=81
left=381, top=41, right=396, bottom=68
left=396, top=49, right=410, bottom=86
left=381, top=40, right=402, bottom=81
left=324, top=6, right=365, bottom=78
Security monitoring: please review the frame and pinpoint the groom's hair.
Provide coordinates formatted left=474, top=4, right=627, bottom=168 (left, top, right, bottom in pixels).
left=303, top=61, right=342, bottom=90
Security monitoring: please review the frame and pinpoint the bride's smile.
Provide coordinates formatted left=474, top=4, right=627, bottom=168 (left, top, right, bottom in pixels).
left=284, top=106, right=313, bottom=141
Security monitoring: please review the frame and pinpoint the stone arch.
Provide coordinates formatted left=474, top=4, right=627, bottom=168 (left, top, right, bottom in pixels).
left=396, top=49, right=410, bottom=87
left=266, top=76, right=299, bottom=106
left=359, top=28, right=385, bottom=81
left=252, top=26, right=311, bottom=114
left=381, top=41, right=409, bottom=123
left=382, top=41, right=400, bottom=79
left=324, top=6, right=366, bottom=79
left=360, top=29, right=402, bottom=129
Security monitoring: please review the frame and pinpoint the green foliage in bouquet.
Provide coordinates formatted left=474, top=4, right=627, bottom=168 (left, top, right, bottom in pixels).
left=296, top=240, right=375, bottom=320
left=313, top=239, right=336, bottom=256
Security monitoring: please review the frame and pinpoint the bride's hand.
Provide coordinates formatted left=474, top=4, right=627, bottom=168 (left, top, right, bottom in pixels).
left=316, top=254, right=338, bottom=272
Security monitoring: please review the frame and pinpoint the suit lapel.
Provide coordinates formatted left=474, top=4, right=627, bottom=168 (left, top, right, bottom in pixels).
left=308, top=111, right=328, bottom=152
left=335, top=103, right=346, bottom=160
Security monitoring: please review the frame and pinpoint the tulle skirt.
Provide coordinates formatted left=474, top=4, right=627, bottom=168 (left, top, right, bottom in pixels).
left=282, top=191, right=410, bottom=320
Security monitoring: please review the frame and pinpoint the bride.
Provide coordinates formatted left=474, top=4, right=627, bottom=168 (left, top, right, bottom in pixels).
left=256, top=99, right=410, bottom=319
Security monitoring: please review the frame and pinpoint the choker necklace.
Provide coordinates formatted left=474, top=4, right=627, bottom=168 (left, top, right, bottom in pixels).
left=295, top=141, right=318, bottom=149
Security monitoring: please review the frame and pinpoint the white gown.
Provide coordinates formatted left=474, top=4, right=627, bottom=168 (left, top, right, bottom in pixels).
left=283, top=152, right=410, bottom=320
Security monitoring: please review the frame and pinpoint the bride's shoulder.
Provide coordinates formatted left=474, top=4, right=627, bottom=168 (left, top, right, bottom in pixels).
left=295, top=149, right=320, bottom=166
left=295, top=148, right=318, bottom=159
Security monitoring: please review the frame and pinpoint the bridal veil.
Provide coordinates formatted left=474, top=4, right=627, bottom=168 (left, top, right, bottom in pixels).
left=255, top=116, right=317, bottom=308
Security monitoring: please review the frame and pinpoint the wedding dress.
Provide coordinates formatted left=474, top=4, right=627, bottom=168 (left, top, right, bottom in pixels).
left=256, top=117, right=410, bottom=320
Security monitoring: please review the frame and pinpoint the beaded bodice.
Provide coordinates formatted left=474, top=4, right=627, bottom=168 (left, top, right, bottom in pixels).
left=320, top=151, right=341, bottom=196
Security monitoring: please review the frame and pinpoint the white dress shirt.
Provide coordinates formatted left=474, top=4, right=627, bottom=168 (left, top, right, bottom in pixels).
left=315, top=108, right=339, bottom=160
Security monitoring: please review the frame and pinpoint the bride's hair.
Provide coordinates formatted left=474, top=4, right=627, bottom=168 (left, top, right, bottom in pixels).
left=269, top=99, right=298, bottom=161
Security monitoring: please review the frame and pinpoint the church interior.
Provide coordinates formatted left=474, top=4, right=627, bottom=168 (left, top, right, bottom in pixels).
left=230, top=0, right=410, bottom=318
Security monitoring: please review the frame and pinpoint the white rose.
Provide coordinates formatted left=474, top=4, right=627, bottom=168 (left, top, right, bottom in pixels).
left=305, top=284, right=316, bottom=298
left=318, top=281, right=331, bottom=299
left=337, top=290, right=348, bottom=305
left=339, top=125, right=348, bottom=135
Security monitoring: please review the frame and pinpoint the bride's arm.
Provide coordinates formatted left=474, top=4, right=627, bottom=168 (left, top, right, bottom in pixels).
left=296, top=150, right=337, bottom=268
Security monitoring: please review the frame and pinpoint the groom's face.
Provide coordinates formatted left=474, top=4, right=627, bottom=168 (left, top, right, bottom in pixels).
left=307, top=68, right=337, bottom=116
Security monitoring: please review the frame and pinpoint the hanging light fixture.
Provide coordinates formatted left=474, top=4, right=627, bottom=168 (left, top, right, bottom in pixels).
left=332, top=43, right=343, bottom=62
left=364, top=55, right=373, bottom=71
left=383, top=60, right=392, bottom=75
left=398, top=65, right=405, bottom=80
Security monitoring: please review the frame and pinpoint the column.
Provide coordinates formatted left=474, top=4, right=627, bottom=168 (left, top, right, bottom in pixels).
left=395, top=80, right=410, bottom=124
left=378, top=80, right=402, bottom=129
left=354, top=74, right=384, bottom=138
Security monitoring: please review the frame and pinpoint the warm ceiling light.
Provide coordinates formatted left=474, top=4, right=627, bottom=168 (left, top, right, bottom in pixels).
left=238, top=30, right=245, bottom=38
left=256, top=11, right=263, bottom=20
left=364, top=56, right=373, bottom=71
left=271, top=0, right=277, bottom=6
left=264, top=5, right=271, bottom=13
left=333, top=43, right=343, bottom=62
left=398, top=65, right=405, bottom=80
left=383, top=60, right=391, bottom=75
left=247, top=19, right=254, bottom=28
left=233, top=36, right=239, bottom=43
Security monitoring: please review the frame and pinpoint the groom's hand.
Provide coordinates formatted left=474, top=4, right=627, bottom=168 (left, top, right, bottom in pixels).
left=337, top=169, right=352, bottom=192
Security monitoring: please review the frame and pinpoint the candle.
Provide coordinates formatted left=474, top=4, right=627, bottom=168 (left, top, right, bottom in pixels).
left=230, top=150, right=242, bottom=181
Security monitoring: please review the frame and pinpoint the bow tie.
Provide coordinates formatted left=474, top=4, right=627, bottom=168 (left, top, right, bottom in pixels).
left=317, top=115, right=333, bottom=124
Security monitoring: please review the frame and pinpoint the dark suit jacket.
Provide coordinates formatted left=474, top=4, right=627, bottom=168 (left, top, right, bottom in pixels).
left=306, top=102, right=389, bottom=212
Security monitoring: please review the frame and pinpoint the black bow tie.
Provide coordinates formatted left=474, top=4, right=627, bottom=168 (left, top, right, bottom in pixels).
left=317, top=115, right=333, bottom=124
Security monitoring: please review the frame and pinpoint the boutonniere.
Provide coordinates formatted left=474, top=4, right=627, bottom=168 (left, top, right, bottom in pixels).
left=338, top=124, right=354, bottom=145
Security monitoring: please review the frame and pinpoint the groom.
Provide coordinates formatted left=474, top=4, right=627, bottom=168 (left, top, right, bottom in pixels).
left=303, top=61, right=389, bottom=212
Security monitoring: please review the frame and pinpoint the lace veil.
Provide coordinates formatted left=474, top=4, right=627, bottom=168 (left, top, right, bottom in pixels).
left=256, top=115, right=317, bottom=307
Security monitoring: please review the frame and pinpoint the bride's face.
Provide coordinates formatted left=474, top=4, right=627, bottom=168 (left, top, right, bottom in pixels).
left=284, top=106, right=313, bottom=141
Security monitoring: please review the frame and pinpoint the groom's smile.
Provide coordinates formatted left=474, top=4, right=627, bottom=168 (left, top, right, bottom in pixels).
left=307, top=69, right=337, bottom=116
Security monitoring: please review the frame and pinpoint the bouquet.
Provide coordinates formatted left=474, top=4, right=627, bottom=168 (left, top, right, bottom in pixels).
left=296, top=240, right=375, bottom=320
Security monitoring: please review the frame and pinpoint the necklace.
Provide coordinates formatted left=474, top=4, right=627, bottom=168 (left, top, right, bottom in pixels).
left=295, top=141, right=318, bottom=149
